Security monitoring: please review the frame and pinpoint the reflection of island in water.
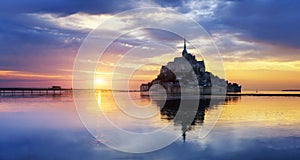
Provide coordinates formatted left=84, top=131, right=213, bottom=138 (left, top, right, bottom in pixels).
left=140, top=39, right=241, bottom=95
left=151, top=96, right=240, bottom=142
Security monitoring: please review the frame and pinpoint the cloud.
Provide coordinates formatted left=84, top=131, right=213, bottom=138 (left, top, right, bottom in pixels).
left=152, top=0, right=184, bottom=8
left=212, top=0, right=300, bottom=48
left=2, top=0, right=300, bottom=49
left=0, top=0, right=138, bottom=15
left=0, top=70, right=64, bottom=79
left=0, top=13, right=87, bottom=76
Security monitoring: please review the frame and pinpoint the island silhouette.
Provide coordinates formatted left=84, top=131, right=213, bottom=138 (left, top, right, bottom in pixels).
left=140, top=39, right=241, bottom=95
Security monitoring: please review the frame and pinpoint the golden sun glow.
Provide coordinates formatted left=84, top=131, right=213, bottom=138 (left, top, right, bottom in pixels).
left=95, top=78, right=105, bottom=85
left=94, top=78, right=107, bottom=89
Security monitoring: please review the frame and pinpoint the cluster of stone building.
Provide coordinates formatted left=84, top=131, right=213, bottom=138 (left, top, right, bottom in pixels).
left=140, top=39, right=241, bottom=94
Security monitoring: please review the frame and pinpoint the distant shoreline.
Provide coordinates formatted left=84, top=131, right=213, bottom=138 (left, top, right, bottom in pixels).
left=282, top=89, right=300, bottom=92
left=226, top=93, right=300, bottom=97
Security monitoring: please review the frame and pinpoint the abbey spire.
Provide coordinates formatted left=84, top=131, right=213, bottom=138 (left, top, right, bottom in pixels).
left=182, top=39, right=188, bottom=56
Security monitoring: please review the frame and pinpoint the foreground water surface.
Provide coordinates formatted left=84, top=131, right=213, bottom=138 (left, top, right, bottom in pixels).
left=0, top=91, right=299, bottom=159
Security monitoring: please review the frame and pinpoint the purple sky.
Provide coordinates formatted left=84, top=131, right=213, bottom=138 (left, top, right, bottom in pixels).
left=0, top=0, right=300, bottom=90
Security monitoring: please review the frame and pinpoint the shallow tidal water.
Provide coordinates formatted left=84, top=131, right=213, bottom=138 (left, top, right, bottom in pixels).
left=0, top=92, right=299, bottom=159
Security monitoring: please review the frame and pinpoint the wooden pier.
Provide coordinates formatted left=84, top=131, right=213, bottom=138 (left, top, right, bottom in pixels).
left=0, top=88, right=73, bottom=96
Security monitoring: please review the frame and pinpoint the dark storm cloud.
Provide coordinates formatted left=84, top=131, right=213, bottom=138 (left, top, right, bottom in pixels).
left=212, top=0, right=300, bottom=48
left=0, top=0, right=136, bottom=15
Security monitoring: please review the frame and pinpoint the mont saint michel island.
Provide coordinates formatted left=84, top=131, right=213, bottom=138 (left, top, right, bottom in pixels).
left=140, top=39, right=241, bottom=95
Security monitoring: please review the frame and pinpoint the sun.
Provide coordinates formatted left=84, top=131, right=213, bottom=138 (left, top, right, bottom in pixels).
left=95, top=78, right=105, bottom=85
